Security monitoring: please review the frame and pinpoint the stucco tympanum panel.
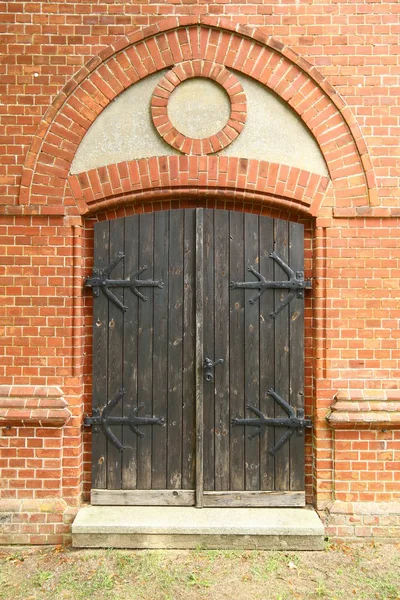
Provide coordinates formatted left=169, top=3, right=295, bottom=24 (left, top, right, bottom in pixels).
left=71, top=70, right=327, bottom=177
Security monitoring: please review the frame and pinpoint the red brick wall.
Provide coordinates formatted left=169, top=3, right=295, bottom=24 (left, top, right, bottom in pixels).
left=0, top=2, right=399, bottom=543
left=333, top=430, right=400, bottom=504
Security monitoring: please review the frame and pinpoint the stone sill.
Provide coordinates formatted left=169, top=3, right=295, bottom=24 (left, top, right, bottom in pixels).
left=0, top=385, right=70, bottom=428
left=326, top=389, right=400, bottom=429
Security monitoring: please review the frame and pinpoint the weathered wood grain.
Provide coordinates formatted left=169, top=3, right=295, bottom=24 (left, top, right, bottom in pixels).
left=244, top=213, right=260, bottom=491
left=214, top=210, right=230, bottom=491
left=167, top=210, right=184, bottom=489
left=92, top=221, right=109, bottom=490
left=203, top=490, right=305, bottom=507
left=122, top=215, right=139, bottom=490
left=107, top=218, right=124, bottom=490
left=152, top=211, right=169, bottom=489
left=195, top=209, right=204, bottom=507
left=203, top=209, right=215, bottom=492
left=229, top=211, right=245, bottom=491
left=137, top=213, right=154, bottom=490
left=274, top=219, right=290, bottom=491
left=259, top=216, right=275, bottom=491
left=182, top=209, right=196, bottom=490
left=91, top=489, right=195, bottom=506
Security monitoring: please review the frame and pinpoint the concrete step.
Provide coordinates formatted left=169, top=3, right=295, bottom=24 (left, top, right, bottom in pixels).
left=72, top=505, right=325, bottom=550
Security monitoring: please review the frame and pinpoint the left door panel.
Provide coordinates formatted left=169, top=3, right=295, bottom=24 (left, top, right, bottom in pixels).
left=90, top=211, right=196, bottom=504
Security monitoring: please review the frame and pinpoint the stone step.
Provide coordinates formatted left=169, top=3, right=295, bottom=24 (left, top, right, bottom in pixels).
left=72, top=505, right=325, bottom=550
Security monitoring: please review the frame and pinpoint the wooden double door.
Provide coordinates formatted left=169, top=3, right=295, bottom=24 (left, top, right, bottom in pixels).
left=88, top=209, right=310, bottom=507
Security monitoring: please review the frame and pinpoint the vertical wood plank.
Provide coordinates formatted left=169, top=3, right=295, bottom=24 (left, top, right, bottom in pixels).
left=122, top=215, right=139, bottom=490
left=137, top=213, right=154, bottom=490
left=244, top=213, right=260, bottom=491
left=229, top=212, right=245, bottom=491
left=259, top=216, right=275, bottom=491
left=274, top=219, right=290, bottom=491
left=167, top=210, right=184, bottom=489
left=289, top=221, right=305, bottom=491
left=202, top=209, right=215, bottom=491
left=182, top=209, right=196, bottom=490
left=195, top=209, right=204, bottom=507
left=214, top=210, right=230, bottom=491
left=91, top=221, right=109, bottom=489
left=151, top=210, right=169, bottom=489
left=107, top=218, right=124, bottom=490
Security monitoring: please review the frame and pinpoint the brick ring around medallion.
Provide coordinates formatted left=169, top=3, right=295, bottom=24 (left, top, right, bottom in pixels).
left=151, top=61, right=247, bottom=155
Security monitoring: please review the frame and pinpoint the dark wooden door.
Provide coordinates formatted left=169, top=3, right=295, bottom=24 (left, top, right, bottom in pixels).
left=90, top=210, right=197, bottom=505
left=202, top=210, right=306, bottom=507
left=89, top=209, right=308, bottom=507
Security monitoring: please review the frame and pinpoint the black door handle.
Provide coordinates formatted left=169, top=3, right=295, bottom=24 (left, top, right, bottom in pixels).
left=203, top=357, right=224, bottom=382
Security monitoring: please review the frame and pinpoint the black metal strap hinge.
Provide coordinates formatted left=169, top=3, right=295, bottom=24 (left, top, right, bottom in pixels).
left=84, top=388, right=165, bottom=452
left=231, top=388, right=312, bottom=456
left=230, top=252, right=311, bottom=318
left=85, top=251, right=164, bottom=312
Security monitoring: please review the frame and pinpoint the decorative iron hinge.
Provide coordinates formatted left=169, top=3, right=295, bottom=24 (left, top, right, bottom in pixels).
left=231, top=388, right=312, bottom=456
left=84, top=388, right=165, bottom=452
left=85, top=251, right=164, bottom=312
left=230, top=252, right=311, bottom=318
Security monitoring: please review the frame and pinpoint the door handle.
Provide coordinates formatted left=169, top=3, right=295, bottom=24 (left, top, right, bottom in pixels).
left=203, top=357, right=224, bottom=382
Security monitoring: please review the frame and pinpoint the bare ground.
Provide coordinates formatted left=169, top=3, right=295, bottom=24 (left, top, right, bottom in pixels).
left=0, top=542, right=399, bottom=600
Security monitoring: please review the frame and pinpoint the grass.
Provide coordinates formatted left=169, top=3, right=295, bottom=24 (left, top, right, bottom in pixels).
left=55, top=565, right=115, bottom=599
left=0, top=544, right=399, bottom=600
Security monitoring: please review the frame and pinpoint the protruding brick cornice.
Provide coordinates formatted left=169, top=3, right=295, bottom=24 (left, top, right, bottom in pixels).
left=327, top=390, right=400, bottom=430
left=18, top=16, right=374, bottom=215
left=68, top=156, right=330, bottom=217
left=0, top=386, right=71, bottom=428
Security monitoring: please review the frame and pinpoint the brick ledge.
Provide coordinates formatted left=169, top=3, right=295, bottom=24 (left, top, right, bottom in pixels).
left=327, top=500, right=400, bottom=516
left=326, top=389, right=400, bottom=429
left=0, top=385, right=71, bottom=428
left=333, top=207, right=400, bottom=218
left=323, top=500, right=400, bottom=541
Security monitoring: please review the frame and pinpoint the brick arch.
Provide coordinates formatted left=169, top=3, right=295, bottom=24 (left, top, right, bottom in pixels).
left=19, top=16, right=375, bottom=215
left=68, top=157, right=329, bottom=218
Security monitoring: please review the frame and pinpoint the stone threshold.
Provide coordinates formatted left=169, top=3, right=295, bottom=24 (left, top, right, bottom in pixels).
left=72, top=505, right=325, bottom=550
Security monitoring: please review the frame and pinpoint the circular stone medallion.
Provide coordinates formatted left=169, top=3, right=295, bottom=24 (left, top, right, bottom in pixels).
left=151, top=61, right=247, bottom=155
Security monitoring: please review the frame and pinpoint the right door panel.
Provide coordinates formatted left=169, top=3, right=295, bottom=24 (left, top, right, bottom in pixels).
left=202, top=210, right=308, bottom=506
